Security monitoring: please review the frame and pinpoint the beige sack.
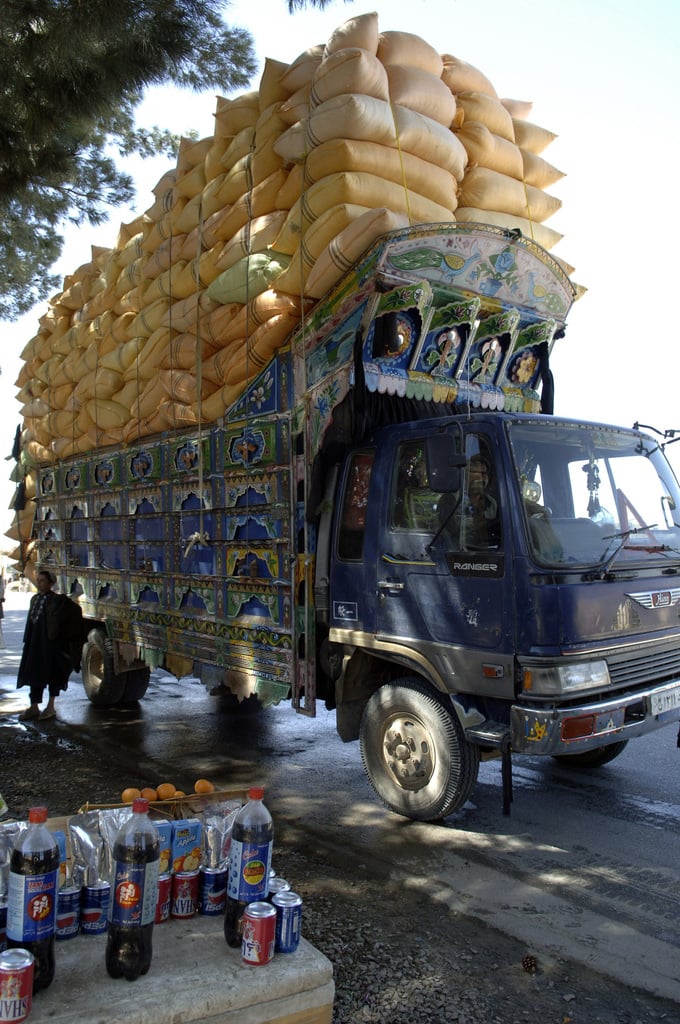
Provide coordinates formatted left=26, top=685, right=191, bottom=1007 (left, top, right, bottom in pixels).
left=512, top=119, right=558, bottom=154
left=460, top=166, right=561, bottom=223
left=455, top=92, right=515, bottom=141
left=440, top=55, right=498, bottom=98
left=311, top=47, right=389, bottom=108
left=521, top=150, right=566, bottom=188
left=274, top=171, right=454, bottom=256
left=303, top=94, right=468, bottom=180
left=303, top=137, right=458, bottom=211
left=386, top=65, right=457, bottom=127
left=259, top=58, right=292, bottom=110
left=454, top=208, right=563, bottom=250
left=324, top=12, right=380, bottom=56
left=279, top=83, right=312, bottom=127
left=215, top=211, right=287, bottom=273
left=378, top=30, right=443, bottom=76
left=214, top=92, right=260, bottom=139
left=455, top=122, right=524, bottom=180
left=280, top=46, right=325, bottom=95
left=306, top=208, right=411, bottom=299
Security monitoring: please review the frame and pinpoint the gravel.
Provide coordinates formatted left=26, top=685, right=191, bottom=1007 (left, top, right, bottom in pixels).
left=2, top=724, right=678, bottom=1024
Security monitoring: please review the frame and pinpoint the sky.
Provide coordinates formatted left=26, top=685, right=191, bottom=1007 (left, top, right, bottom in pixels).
left=2, top=0, right=679, bottom=535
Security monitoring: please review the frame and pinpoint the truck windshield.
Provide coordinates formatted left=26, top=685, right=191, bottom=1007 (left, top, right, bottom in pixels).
left=507, top=420, right=680, bottom=569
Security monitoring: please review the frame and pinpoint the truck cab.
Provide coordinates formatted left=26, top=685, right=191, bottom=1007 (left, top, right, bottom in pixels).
left=323, top=412, right=680, bottom=819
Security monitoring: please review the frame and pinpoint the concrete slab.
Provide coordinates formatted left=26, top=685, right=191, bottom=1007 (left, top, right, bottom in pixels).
left=27, top=922, right=334, bottom=1024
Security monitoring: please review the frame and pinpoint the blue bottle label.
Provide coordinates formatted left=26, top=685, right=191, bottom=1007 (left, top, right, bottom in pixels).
left=227, top=839, right=272, bottom=901
left=110, top=860, right=159, bottom=927
left=7, top=869, right=58, bottom=941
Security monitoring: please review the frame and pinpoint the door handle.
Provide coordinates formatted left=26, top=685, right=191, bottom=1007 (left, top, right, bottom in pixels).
left=377, top=579, right=405, bottom=592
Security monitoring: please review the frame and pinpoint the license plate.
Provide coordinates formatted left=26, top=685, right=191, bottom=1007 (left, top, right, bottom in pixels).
left=650, top=685, right=680, bottom=716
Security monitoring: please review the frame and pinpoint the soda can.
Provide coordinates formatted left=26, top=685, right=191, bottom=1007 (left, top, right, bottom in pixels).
left=266, top=876, right=290, bottom=902
left=197, top=866, right=227, bottom=916
left=155, top=873, right=171, bottom=924
left=241, top=901, right=276, bottom=966
left=56, top=884, right=81, bottom=940
left=272, top=891, right=302, bottom=953
left=0, top=901, right=7, bottom=954
left=170, top=870, right=199, bottom=919
left=0, top=948, right=34, bottom=1023
left=80, top=881, right=110, bottom=935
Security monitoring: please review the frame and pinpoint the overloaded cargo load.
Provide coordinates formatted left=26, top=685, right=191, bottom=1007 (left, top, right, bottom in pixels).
left=8, top=11, right=573, bottom=573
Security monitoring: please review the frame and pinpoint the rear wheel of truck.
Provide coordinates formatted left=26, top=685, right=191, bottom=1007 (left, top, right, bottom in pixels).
left=359, top=678, right=480, bottom=821
left=81, top=628, right=126, bottom=706
left=552, top=740, right=629, bottom=768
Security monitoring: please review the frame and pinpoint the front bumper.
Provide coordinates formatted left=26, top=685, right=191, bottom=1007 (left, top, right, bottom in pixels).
left=510, top=678, right=680, bottom=755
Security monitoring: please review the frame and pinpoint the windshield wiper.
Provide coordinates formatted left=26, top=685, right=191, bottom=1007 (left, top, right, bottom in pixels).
left=594, top=523, right=658, bottom=577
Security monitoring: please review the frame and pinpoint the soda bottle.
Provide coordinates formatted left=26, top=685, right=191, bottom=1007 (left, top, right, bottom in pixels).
left=224, top=787, right=273, bottom=948
left=106, top=798, right=160, bottom=981
left=7, top=805, right=59, bottom=992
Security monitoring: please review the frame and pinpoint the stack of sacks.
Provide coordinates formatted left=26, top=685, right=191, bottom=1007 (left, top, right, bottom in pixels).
left=443, top=55, right=565, bottom=251
left=14, top=10, right=570, bottom=472
left=269, top=14, right=466, bottom=298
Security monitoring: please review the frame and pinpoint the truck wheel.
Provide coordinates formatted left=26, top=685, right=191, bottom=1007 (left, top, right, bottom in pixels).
left=122, top=666, right=151, bottom=703
left=81, top=629, right=126, bottom=706
left=359, top=677, right=480, bottom=821
left=552, top=740, right=629, bottom=768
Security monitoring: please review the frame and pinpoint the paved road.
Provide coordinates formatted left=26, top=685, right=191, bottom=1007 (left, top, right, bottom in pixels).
left=3, top=587, right=680, bottom=1004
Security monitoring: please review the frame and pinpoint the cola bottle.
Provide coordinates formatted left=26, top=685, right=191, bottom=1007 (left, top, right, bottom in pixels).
left=7, top=806, right=59, bottom=992
left=225, top=787, right=274, bottom=948
left=106, top=798, right=160, bottom=981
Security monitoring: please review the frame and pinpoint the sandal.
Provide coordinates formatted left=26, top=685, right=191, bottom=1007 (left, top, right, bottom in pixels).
left=19, top=707, right=40, bottom=721
left=39, top=707, right=56, bottom=720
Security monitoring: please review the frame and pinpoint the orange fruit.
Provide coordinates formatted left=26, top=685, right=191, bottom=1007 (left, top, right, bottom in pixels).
left=174, top=790, right=186, bottom=798
left=194, top=779, right=215, bottom=794
left=121, top=787, right=141, bottom=804
left=156, top=783, right=176, bottom=801
left=140, top=786, right=158, bottom=801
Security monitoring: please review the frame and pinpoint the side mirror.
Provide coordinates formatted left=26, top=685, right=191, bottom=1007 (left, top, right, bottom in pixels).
left=425, top=434, right=466, bottom=492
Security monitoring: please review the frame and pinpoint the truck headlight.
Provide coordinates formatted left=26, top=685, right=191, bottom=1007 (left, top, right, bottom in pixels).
left=523, top=660, right=610, bottom=695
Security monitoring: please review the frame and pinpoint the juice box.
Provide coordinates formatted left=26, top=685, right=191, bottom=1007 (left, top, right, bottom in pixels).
left=171, top=818, right=202, bottom=873
left=154, top=820, right=173, bottom=876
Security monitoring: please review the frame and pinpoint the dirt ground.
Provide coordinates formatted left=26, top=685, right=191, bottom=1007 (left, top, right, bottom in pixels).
left=2, top=723, right=678, bottom=1024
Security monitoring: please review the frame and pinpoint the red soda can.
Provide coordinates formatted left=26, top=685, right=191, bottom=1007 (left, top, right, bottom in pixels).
left=241, top=901, right=276, bottom=966
left=198, top=866, right=227, bottom=916
left=80, top=881, right=110, bottom=935
left=155, top=873, right=172, bottom=924
left=171, top=870, right=199, bottom=918
left=56, top=885, right=81, bottom=940
left=0, top=948, right=34, bottom=1023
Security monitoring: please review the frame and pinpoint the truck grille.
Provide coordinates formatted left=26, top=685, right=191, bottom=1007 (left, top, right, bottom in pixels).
left=607, top=644, right=680, bottom=690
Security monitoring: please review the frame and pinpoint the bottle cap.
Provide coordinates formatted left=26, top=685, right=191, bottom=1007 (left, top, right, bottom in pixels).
left=248, top=786, right=264, bottom=801
left=28, top=806, right=48, bottom=823
left=132, top=798, right=149, bottom=813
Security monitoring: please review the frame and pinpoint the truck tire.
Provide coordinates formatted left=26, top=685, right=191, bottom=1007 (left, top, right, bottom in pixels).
left=122, top=666, right=151, bottom=703
left=552, top=740, right=629, bottom=769
left=81, top=628, right=126, bottom=706
left=359, top=677, right=480, bottom=821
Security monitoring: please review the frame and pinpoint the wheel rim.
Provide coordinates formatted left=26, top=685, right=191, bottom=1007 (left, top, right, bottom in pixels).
left=381, top=711, right=436, bottom=791
left=86, top=647, right=104, bottom=689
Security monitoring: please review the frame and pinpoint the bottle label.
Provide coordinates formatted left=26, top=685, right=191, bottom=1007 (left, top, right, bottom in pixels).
left=227, top=840, right=272, bottom=901
left=110, top=860, right=160, bottom=927
left=7, top=868, right=58, bottom=941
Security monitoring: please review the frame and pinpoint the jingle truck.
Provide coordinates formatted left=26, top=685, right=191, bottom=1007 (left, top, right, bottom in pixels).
left=30, top=223, right=680, bottom=820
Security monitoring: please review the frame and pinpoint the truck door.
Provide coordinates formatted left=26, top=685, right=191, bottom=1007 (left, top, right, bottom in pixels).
left=372, top=429, right=515, bottom=665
